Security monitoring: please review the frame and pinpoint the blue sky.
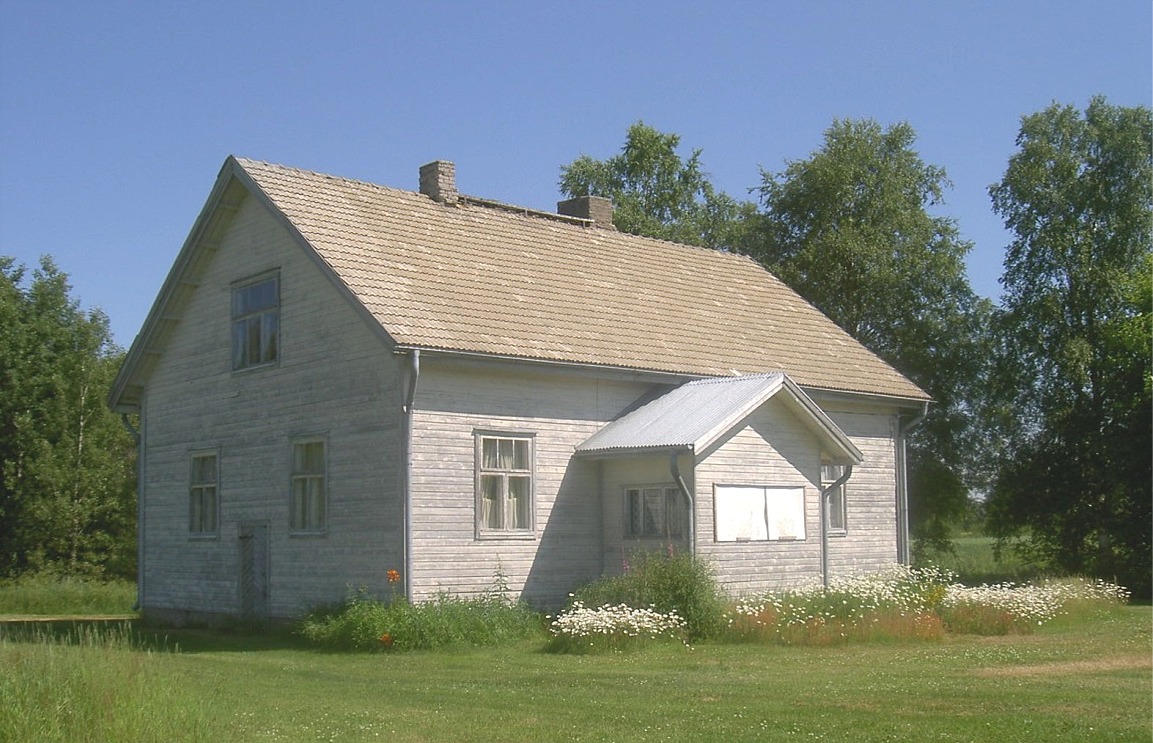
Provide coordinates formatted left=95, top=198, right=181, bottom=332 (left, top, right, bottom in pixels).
left=1, top=1, right=1149, bottom=347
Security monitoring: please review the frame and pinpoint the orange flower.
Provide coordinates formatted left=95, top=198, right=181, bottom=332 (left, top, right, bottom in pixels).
left=387, top=569, right=401, bottom=583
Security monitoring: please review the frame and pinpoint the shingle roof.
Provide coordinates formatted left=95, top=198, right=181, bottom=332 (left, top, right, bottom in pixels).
left=575, top=373, right=864, bottom=463
left=231, top=157, right=928, bottom=401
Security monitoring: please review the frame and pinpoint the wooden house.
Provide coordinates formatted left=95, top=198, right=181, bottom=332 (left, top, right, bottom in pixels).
left=108, top=157, right=929, bottom=624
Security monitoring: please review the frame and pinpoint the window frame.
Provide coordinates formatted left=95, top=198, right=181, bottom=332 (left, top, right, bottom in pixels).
left=474, top=430, right=536, bottom=539
left=289, top=436, right=328, bottom=535
left=821, top=464, right=848, bottom=535
left=713, top=484, right=807, bottom=542
left=623, top=484, right=686, bottom=540
left=231, top=272, right=280, bottom=372
left=189, top=449, right=220, bottom=538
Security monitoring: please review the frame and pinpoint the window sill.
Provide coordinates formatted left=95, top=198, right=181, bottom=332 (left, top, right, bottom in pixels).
left=189, top=533, right=219, bottom=541
left=475, top=531, right=536, bottom=542
left=289, top=529, right=327, bottom=538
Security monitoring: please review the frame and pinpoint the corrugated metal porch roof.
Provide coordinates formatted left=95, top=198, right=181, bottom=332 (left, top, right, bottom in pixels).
left=575, top=373, right=863, bottom=463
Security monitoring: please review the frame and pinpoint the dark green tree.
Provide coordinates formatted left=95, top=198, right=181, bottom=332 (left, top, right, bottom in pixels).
left=0, top=256, right=137, bottom=579
left=558, top=121, right=758, bottom=253
left=987, top=97, right=1152, bottom=597
left=754, top=119, right=994, bottom=557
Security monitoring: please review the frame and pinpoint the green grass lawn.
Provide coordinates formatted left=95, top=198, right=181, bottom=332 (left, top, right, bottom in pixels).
left=3, top=604, right=1149, bottom=742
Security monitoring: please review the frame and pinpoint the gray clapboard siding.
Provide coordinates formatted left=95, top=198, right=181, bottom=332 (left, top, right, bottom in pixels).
left=140, top=195, right=405, bottom=621
left=408, top=363, right=649, bottom=607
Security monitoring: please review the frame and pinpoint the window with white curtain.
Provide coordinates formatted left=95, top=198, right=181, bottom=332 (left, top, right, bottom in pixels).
left=713, top=485, right=806, bottom=542
left=189, top=450, right=219, bottom=536
left=290, top=438, right=326, bottom=533
left=475, top=432, right=534, bottom=536
left=821, top=464, right=848, bottom=533
left=231, top=274, right=279, bottom=371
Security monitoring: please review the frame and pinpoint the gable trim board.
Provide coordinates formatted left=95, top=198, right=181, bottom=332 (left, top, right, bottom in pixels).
left=109, top=156, right=931, bottom=620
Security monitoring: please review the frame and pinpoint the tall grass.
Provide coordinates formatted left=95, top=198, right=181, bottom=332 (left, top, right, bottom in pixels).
left=0, top=622, right=230, bottom=743
left=0, top=573, right=137, bottom=616
left=299, top=589, right=544, bottom=651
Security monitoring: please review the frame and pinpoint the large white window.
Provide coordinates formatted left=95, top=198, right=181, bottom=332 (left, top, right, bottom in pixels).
left=714, top=485, right=806, bottom=542
left=624, top=485, right=686, bottom=539
left=476, top=432, right=534, bottom=536
left=821, top=464, right=848, bottom=533
left=290, top=439, right=326, bottom=533
left=189, top=451, right=219, bottom=536
left=232, top=274, right=279, bottom=370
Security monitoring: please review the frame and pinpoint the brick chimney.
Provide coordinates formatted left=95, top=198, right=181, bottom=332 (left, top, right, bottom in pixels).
left=419, top=160, right=458, bottom=205
left=557, top=195, right=614, bottom=228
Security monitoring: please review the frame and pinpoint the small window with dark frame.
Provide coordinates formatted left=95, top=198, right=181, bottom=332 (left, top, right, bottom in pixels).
left=821, top=464, right=848, bottom=533
left=232, top=275, right=279, bottom=370
left=625, top=485, right=686, bottom=539
left=290, top=439, right=326, bottom=533
left=476, top=433, right=534, bottom=535
left=189, top=451, right=218, bottom=535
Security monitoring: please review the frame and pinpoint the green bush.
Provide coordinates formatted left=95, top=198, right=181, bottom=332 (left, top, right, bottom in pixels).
left=571, top=551, right=727, bottom=640
left=298, top=589, right=544, bottom=652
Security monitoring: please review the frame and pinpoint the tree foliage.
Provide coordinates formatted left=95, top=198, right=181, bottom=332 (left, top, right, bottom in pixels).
left=0, top=256, right=137, bottom=579
left=558, top=121, right=758, bottom=252
left=754, top=119, right=993, bottom=556
left=987, top=97, right=1152, bottom=597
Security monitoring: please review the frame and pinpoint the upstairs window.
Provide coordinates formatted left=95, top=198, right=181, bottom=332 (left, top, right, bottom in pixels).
left=232, top=275, right=279, bottom=370
left=625, top=485, right=686, bottom=539
left=290, top=439, right=327, bottom=533
left=821, top=464, right=848, bottom=533
left=189, top=451, right=219, bottom=536
left=476, top=433, right=534, bottom=536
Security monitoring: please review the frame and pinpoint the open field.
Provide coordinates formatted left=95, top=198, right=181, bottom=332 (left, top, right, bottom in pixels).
left=917, top=534, right=1042, bottom=586
left=2, top=603, right=1149, bottom=742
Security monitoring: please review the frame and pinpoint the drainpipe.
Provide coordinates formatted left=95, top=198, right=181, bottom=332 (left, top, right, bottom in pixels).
left=401, top=350, right=420, bottom=602
left=820, top=465, right=853, bottom=588
left=120, top=414, right=143, bottom=611
left=895, top=403, right=929, bottom=565
left=669, top=450, right=695, bottom=558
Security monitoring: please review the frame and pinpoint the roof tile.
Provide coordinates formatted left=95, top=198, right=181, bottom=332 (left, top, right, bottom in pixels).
left=235, top=158, right=928, bottom=401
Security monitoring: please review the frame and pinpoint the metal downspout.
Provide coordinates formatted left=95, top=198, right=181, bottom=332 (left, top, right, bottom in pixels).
left=402, top=350, right=420, bottom=602
left=669, top=450, right=695, bottom=558
left=820, top=464, right=853, bottom=588
left=120, top=414, right=143, bottom=611
left=896, top=403, right=929, bottom=565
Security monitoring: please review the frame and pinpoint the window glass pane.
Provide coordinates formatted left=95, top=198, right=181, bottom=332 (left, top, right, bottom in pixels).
left=481, top=439, right=498, bottom=469
left=481, top=475, right=502, bottom=528
left=828, top=485, right=846, bottom=531
left=294, top=442, right=324, bottom=474
left=245, top=316, right=262, bottom=366
left=292, top=479, right=308, bottom=529
left=190, top=489, right=203, bottom=531
left=309, top=479, right=326, bottom=529
left=508, top=476, right=530, bottom=529
left=513, top=439, right=529, bottom=470
left=665, top=488, right=685, bottom=537
left=642, top=489, right=664, bottom=536
left=626, top=489, right=641, bottom=535
left=203, top=487, right=217, bottom=532
left=262, top=312, right=278, bottom=363
left=498, top=439, right=514, bottom=468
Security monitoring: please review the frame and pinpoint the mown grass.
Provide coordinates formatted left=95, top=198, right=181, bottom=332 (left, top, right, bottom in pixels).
left=2, top=605, right=1148, bottom=742
left=2, top=565, right=1148, bottom=742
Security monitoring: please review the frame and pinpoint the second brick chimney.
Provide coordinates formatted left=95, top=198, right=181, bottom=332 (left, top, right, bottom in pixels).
left=557, top=195, right=614, bottom=228
left=419, top=160, right=458, bottom=205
